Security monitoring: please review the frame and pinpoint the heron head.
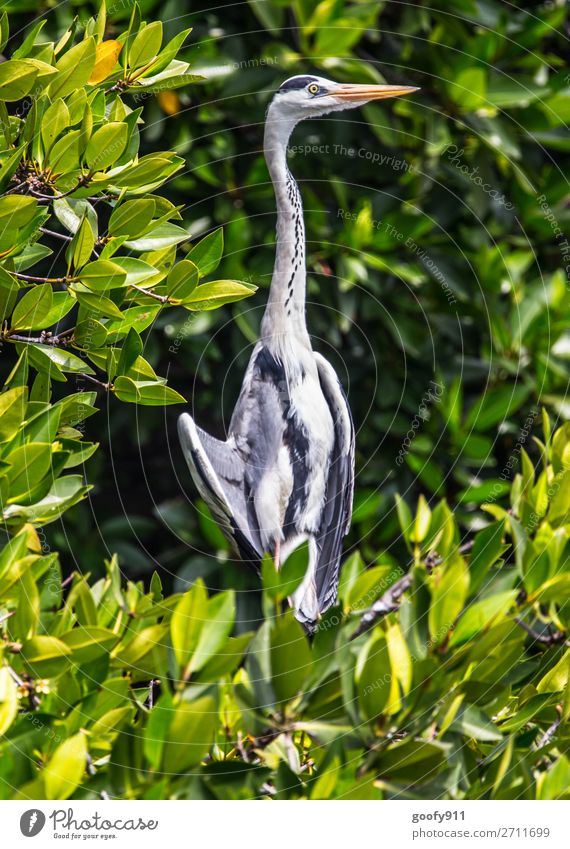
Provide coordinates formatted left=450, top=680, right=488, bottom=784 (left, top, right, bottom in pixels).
left=271, top=74, right=419, bottom=121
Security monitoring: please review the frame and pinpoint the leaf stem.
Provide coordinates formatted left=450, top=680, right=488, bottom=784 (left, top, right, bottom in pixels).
left=129, top=282, right=169, bottom=304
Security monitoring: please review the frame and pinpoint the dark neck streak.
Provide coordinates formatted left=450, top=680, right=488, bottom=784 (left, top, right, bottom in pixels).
left=261, top=119, right=309, bottom=348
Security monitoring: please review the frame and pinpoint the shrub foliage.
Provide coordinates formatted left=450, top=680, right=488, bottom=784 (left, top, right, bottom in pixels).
left=0, top=1, right=569, bottom=802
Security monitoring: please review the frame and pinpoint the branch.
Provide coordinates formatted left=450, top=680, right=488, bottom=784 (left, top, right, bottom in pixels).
left=350, top=541, right=474, bottom=639
left=536, top=715, right=562, bottom=750
left=77, top=372, right=111, bottom=391
left=40, top=226, right=72, bottom=242
left=514, top=617, right=568, bottom=647
left=5, top=329, right=74, bottom=346
left=13, top=271, right=71, bottom=284
left=27, top=175, right=90, bottom=202
left=129, top=282, right=169, bottom=304
left=350, top=572, right=412, bottom=639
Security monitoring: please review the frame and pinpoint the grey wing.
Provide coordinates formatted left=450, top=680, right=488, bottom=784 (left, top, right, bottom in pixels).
left=178, top=412, right=262, bottom=568
left=313, top=352, right=355, bottom=613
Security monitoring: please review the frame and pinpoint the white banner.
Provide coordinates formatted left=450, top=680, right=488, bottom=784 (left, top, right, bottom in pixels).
left=2, top=800, right=568, bottom=848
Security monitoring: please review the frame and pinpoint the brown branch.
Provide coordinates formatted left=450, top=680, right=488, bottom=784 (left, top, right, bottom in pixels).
left=13, top=271, right=71, bottom=284
left=77, top=373, right=111, bottom=391
left=40, top=226, right=72, bottom=242
left=129, top=282, right=169, bottom=304
left=5, top=329, right=75, bottom=346
left=514, top=617, right=568, bottom=646
left=350, top=541, right=474, bottom=639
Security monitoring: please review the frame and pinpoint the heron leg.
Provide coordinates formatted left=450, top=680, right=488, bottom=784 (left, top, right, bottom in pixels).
left=274, top=536, right=281, bottom=569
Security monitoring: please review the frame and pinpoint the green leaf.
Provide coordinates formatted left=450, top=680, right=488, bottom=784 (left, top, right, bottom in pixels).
left=69, top=214, right=95, bottom=271
left=465, top=384, right=531, bottom=431
left=167, top=259, right=198, bottom=299
left=428, top=554, right=470, bottom=645
left=59, top=626, right=118, bottom=663
left=0, top=667, right=18, bottom=736
left=187, top=590, right=236, bottom=677
left=270, top=611, right=312, bottom=704
left=79, top=259, right=127, bottom=291
left=47, top=129, right=81, bottom=176
left=85, top=123, right=128, bottom=173
left=74, top=289, right=124, bottom=319
left=6, top=442, right=53, bottom=500
left=123, top=222, right=189, bottom=251
left=410, top=494, right=431, bottom=544
left=356, top=632, right=391, bottom=720
left=448, top=67, right=487, bottom=112
left=41, top=98, right=70, bottom=156
left=117, top=328, right=142, bottom=376
left=0, top=60, right=38, bottom=101
left=187, top=228, right=223, bottom=276
left=161, top=695, right=217, bottom=773
left=11, top=284, right=53, bottom=331
left=449, top=704, right=502, bottom=741
left=108, top=199, right=156, bottom=238
left=128, top=21, right=163, bottom=69
left=44, top=733, right=87, bottom=800
left=21, top=635, right=72, bottom=678
left=449, top=591, right=517, bottom=647
left=0, top=386, right=27, bottom=442
left=113, top=377, right=185, bottom=406
left=469, top=520, right=506, bottom=594
left=170, top=579, right=208, bottom=674
left=182, top=280, right=257, bottom=310
left=27, top=344, right=93, bottom=375
left=112, top=623, right=168, bottom=668
left=49, top=37, right=96, bottom=99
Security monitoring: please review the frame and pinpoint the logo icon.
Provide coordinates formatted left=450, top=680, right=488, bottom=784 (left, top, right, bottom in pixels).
left=20, top=810, right=46, bottom=837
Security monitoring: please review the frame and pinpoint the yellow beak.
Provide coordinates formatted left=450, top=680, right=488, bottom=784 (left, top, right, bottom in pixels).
left=332, top=84, right=419, bottom=103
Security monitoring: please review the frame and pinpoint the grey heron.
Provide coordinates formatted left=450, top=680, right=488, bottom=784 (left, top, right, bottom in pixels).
left=179, top=75, right=418, bottom=628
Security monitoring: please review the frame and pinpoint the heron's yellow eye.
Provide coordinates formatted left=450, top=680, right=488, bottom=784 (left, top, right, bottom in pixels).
left=308, top=83, right=319, bottom=95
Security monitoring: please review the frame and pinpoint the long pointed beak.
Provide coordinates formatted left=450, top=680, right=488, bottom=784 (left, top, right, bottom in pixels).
left=332, top=84, right=419, bottom=103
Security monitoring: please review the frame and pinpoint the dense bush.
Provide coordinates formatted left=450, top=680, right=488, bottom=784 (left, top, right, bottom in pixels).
left=1, top=412, right=569, bottom=800
left=0, top=0, right=569, bottom=801
left=0, top=4, right=254, bottom=534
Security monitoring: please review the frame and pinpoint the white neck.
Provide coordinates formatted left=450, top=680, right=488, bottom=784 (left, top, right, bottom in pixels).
left=260, top=105, right=310, bottom=349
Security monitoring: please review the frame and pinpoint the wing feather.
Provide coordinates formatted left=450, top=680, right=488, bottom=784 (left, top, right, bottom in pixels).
left=178, top=413, right=262, bottom=568
left=312, top=353, right=355, bottom=612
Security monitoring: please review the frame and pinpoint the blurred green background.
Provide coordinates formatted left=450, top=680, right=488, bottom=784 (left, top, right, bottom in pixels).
left=5, top=0, right=569, bottom=617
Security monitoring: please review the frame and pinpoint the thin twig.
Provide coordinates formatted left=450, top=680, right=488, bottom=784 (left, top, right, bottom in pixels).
left=40, top=226, right=72, bottom=242
left=78, top=373, right=110, bottom=391
left=514, top=617, right=568, bottom=646
left=536, top=716, right=561, bottom=749
left=7, top=665, right=25, bottom=687
left=129, top=282, right=169, bottom=303
left=13, top=271, right=71, bottom=284
left=350, top=541, right=474, bottom=639
left=0, top=611, right=15, bottom=626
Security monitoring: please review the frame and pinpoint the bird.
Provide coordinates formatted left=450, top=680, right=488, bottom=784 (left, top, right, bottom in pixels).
left=179, top=74, right=418, bottom=628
